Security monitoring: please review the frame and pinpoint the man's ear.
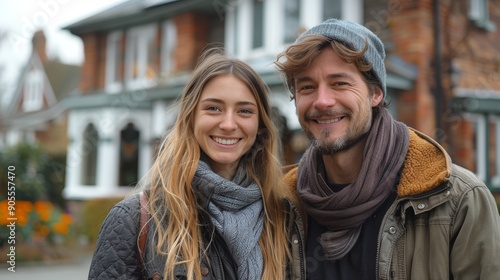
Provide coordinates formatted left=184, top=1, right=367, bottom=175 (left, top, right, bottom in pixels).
left=371, top=86, right=384, bottom=107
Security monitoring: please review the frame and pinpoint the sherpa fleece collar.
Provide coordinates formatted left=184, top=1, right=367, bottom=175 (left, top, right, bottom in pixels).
left=396, top=128, right=451, bottom=198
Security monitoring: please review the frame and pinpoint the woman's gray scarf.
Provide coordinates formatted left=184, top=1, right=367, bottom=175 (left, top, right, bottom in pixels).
left=297, top=108, right=409, bottom=261
left=193, top=160, right=264, bottom=279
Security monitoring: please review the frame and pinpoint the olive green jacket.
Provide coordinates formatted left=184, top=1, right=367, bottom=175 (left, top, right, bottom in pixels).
left=285, top=128, right=500, bottom=279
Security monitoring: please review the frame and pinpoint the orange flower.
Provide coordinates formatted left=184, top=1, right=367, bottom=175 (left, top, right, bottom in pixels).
left=0, top=200, right=33, bottom=225
left=52, top=222, right=68, bottom=235
left=16, top=213, right=30, bottom=227
left=16, top=201, right=34, bottom=212
left=34, top=201, right=53, bottom=222
left=60, top=213, right=74, bottom=225
left=34, top=223, right=50, bottom=238
left=51, top=213, right=74, bottom=235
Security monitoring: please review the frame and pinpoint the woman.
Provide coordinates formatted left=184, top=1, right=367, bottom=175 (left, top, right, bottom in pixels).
left=88, top=48, right=305, bottom=280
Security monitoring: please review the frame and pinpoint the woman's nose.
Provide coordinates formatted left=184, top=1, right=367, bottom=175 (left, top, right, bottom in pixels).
left=219, top=113, right=237, bottom=130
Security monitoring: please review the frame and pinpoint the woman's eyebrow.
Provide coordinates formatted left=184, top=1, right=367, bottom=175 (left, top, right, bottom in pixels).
left=199, top=98, right=257, bottom=107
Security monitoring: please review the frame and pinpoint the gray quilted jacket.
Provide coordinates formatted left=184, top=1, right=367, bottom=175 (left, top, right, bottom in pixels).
left=88, top=193, right=242, bottom=279
left=88, top=194, right=306, bottom=279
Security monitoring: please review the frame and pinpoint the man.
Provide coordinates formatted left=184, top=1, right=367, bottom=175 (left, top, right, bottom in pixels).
left=275, top=18, right=500, bottom=279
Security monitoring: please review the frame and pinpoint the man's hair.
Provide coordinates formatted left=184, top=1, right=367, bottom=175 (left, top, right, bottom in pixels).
left=275, top=19, right=388, bottom=107
left=275, top=34, right=387, bottom=107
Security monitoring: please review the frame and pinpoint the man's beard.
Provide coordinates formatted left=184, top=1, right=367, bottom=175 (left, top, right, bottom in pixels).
left=306, top=127, right=370, bottom=155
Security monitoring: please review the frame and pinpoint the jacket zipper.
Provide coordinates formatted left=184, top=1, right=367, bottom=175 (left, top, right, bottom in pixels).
left=405, top=181, right=450, bottom=200
left=294, top=222, right=306, bottom=279
left=374, top=200, right=399, bottom=279
left=286, top=199, right=306, bottom=279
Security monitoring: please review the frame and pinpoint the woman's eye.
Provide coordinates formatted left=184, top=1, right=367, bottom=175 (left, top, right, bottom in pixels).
left=206, top=106, right=221, bottom=112
left=240, top=109, right=254, bottom=114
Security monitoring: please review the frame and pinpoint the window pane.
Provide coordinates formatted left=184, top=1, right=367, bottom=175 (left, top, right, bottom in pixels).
left=488, top=120, right=495, bottom=179
left=252, top=0, right=264, bottom=49
left=112, top=38, right=121, bottom=83
left=82, top=124, right=99, bottom=186
left=131, top=36, right=139, bottom=79
left=126, top=25, right=157, bottom=89
left=161, top=20, right=176, bottom=74
left=147, top=36, right=156, bottom=80
left=284, top=0, right=300, bottom=43
left=492, top=117, right=500, bottom=186
left=23, top=69, right=43, bottom=112
left=323, top=0, right=341, bottom=20
left=469, top=0, right=484, bottom=20
left=106, top=32, right=122, bottom=90
left=471, top=115, right=487, bottom=181
left=119, top=123, right=139, bottom=187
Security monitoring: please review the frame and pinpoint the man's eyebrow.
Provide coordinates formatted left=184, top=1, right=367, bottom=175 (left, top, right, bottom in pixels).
left=295, top=72, right=356, bottom=83
left=295, top=76, right=314, bottom=84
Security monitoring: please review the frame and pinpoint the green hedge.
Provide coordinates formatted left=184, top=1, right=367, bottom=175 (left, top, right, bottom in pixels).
left=0, top=143, right=66, bottom=208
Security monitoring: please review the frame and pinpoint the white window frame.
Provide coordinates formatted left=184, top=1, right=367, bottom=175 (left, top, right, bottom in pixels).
left=105, top=31, right=123, bottom=93
left=226, top=0, right=362, bottom=61
left=160, top=19, right=176, bottom=76
left=469, top=0, right=496, bottom=31
left=125, top=24, right=157, bottom=91
left=23, top=69, right=44, bottom=112
left=466, top=113, right=487, bottom=181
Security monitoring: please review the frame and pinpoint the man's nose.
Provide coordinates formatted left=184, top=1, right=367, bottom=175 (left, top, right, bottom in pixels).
left=313, top=84, right=336, bottom=110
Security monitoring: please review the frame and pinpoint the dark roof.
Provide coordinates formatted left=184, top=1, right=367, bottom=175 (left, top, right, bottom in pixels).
left=63, top=0, right=216, bottom=35
left=65, top=0, right=145, bottom=29
left=4, top=51, right=80, bottom=118
left=44, top=61, right=81, bottom=100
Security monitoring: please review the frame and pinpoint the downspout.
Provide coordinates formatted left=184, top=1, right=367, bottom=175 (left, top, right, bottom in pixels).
left=433, top=0, right=444, bottom=143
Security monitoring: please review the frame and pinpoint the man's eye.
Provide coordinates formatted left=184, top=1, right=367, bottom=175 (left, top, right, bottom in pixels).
left=298, top=85, right=315, bottom=91
left=333, top=81, right=349, bottom=86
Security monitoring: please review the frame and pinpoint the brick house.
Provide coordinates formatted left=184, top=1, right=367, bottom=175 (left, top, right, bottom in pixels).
left=61, top=0, right=228, bottom=201
left=375, top=0, right=500, bottom=194
left=61, top=0, right=499, bottom=202
left=0, top=30, right=80, bottom=156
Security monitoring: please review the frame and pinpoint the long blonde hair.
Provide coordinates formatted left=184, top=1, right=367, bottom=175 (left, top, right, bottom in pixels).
left=146, top=48, right=289, bottom=279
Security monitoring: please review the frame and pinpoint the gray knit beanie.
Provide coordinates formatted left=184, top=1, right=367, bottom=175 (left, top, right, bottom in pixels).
left=297, top=18, right=387, bottom=97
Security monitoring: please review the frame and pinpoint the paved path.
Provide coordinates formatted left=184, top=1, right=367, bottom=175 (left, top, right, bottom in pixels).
left=0, top=254, right=92, bottom=279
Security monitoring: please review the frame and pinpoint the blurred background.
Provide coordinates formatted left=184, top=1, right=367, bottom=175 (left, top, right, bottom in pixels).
left=0, top=0, right=499, bottom=278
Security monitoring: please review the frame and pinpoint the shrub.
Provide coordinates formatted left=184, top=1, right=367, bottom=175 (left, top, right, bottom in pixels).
left=0, top=143, right=66, bottom=208
left=80, top=198, right=124, bottom=244
left=0, top=200, right=74, bottom=246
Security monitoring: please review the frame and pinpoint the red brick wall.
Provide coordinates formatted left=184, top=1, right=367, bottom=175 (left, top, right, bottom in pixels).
left=446, top=0, right=500, bottom=168
left=79, top=33, right=97, bottom=93
left=77, top=12, right=212, bottom=92
left=389, top=0, right=438, bottom=137
left=388, top=0, right=500, bottom=175
left=173, top=13, right=211, bottom=72
left=79, top=33, right=107, bottom=93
